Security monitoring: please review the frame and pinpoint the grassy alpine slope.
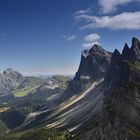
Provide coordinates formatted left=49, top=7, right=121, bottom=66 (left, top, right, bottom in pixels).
left=0, top=128, right=69, bottom=140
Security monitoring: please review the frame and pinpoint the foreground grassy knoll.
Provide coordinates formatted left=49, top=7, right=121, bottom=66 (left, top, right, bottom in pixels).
left=0, top=128, right=70, bottom=140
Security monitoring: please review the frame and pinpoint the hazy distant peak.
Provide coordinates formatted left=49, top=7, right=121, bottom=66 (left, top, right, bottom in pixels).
left=3, top=68, right=20, bottom=75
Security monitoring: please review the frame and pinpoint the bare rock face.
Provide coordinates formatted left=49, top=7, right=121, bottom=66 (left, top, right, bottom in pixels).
left=75, top=44, right=112, bottom=81
left=131, top=37, right=140, bottom=61
left=104, top=49, right=121, bottom=89
left=62, top=44, right=112, bottom=100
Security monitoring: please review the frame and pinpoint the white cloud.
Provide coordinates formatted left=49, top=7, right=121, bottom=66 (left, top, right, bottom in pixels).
left=98, top=0, right=140, bottom=13
left=83, top=33, right=101, bottom=49
left=83, top=43, right=93, bottom=48
left=83, top=42, right=100, bottom=49
left=84, top=33, right=100, bottom=42
left=75, top=11, right=140, bottom=30
left=62, top=35, right=77, bottom=41
left=67, top=35, right=77, bottom=41
left=74, top=8, right=92, bottom=15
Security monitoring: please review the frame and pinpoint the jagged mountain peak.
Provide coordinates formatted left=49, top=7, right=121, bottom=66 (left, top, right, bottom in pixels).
left=110, top=49, right=121, bottom=66
left=81, top=44, right=103, bottom=58
left=82, top=44, right=111, bottom=59
left=122, top=43, right=130, bottom=60
left=110, top=37, right=140, bottom=63
left=105, top=37, right=140, bottom=89
left=89, top=44, right=111, bottom=56
left=77, top=44, right=112, bottom=81
left=113, top=49, right=121, bottom=56
left=89, top=44, right=103, bottom=51
left=132, top=37, right=140, bottom=48
left=123, top=43, right=129, bottom=52
left=3, top=68, right=21, bottom=75
left=130, top=37, right=140, bottom=61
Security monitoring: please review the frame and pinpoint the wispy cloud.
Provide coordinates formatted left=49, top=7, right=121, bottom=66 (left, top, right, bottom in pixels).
left=98, top=0, right=140, bottom=13
left=67, top=35, right=77, bottom=41
left=62, top=35, right=77, bottom=41
left=74, top=8, right=92, bottom=15
left=83, top=33, right=101, bottom=48
left=84, top=33, right=100, bottom=42
left=83, top=42, right=100, bottom=49
left=75, top=11, right=140, bottom=30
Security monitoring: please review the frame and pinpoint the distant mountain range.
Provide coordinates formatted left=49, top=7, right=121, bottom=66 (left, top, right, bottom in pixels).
left=0, top=37, right=140, bottom=140
left=37, top=74, right=74, bottom=79
left=0, top=69, right=71, bottom=106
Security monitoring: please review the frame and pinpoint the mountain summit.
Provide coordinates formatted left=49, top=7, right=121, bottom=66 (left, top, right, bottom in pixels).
left=75, top=44, right=112, bottom=81
left=0, top=68, right=24, bottom=95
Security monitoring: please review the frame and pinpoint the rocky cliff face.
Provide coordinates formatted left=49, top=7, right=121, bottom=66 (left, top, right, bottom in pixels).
left=61, top=44, right=112, bottom=100
left=75, top=44, right=112, bottom=81
left=92, top=37, right=140, bottom=140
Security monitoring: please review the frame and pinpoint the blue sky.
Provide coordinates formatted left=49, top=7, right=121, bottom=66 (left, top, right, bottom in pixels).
left=0, top=0, right=140, bottom=75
